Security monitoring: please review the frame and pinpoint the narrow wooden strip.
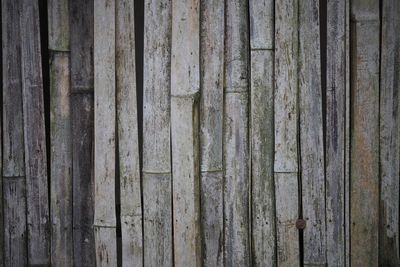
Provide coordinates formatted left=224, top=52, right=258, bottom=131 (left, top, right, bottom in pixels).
left=326, top=0, right=346, bottom=265
left=116, top=0, right=143, bottom=265
left=94, top=0, right=117, bottom=264
left=249, top=0, right=274, bottom=50
left=350, top=1, right=380, bottom=264
left=48, top=0, right=69, bottom=51
left=199, top=0, right=224, bottom=265
left=299, top=1, right=326, bottom=265
left=20, top=0, right=50, bottom=264
left=143, top=0, right=173, bottom=265
left=250, top=50, right=275, bottom=266
left=379, top=0, right=400, bottom=265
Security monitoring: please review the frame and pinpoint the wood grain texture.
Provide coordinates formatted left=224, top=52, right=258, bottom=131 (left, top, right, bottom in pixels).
left=94, top=0, right=117, bottom=265
left=70, top=0, right=95, bottom=265
left=326, top=0, right=346, bottom=265
left=2, top=0, right=26, bottom=265
left=224, top=0, right=250, bottom=266
left=143, top=0, right=173, bottom=265
left=350, top=0, right=380, bottom=265
left=345, top=0, right=350, bottom=265
left=379, top=0, right=400, bottom=265
left=249, top=0, right=273, bottom=50
left=299, top=1, right=326, bottom=265
left=116, top=0, right=143, bottom=265
left=20, top=0, right=50, bottom=264
left=199, top=0, right=224, bottom=266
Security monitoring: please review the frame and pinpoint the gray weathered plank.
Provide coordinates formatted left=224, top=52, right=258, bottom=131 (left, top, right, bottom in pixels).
left=379, top=0, right=400, bottom=265
left=350, top=0, right=380, bottom=265
left=274, top=0, right=300, bottom=265
left=326, top=0, right=346, bottom=265
left=199, top=0, right=224, bottom=266
left=93, top=0, right=117, bottom=265
left=249, top=0, right=273, bottom=50
left=142, top=0, right=173, bottom=265
left=299, top=1, right=326, bottom=265
left=2, top=0, right=26, bottom=265
left=345, top=0, right=350, bottom=265
left=224, top=0, right=250, bottom=266
left=20, top=0, right=50, bottom=264
left=116, top=0, right=143, bottom=265
left=70, top=0, right=95, bottom=265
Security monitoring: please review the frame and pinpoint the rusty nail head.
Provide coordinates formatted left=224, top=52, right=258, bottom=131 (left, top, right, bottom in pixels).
left=296, top=218, right=306, bottom=230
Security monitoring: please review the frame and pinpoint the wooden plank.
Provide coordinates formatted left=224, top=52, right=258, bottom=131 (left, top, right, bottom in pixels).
left=171, top=0, right=201, bottom=266
left=199, top=0, right=224, bottom=266
left=70, top=0, right=95, bottom=265
left=345, top=0, right=350, bottom=265
left=48, top=0, right=72, bottom=265
left=224, top=0, right=250, bottom=266
left=298, top=1, right=326, bottom=265
left=2, top=0, right=26, bottom=265
left=249, top=0, right=273, bottom=50
left=274, top=0, right=299, bottom=265
left=20, top=0, right=50, bottom=264
left=379, top=0, right=400, bottom=265
left=142, top=0, right=172, bottom=265
left=326, top=0, right=346, bottom=265
left=350, top=0, right=380, bottom=265
left=250, top=50, right=275, bottom=267
left=115, top=0, right=143, bottom=265
left=93, top=0, right=117, bottom=265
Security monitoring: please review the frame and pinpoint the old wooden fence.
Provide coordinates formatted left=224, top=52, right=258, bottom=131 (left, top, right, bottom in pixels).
left=1, top=0, right=399, bottom=266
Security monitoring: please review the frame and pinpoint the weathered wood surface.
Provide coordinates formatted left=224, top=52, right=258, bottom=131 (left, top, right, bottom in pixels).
left=20, top=0, right=50, bottom=264
left=379, top=0, right=400, bottom=265
left=224, top=0, right=250, bottom=266
left=299, top=1, right=326, bottom=265
left=94, top=0, right=117, bottom=265
left=70, top=0, right=95, bottom=265
left=2, top=0, right=26, bottom=265
left=274, top=0, right=299, bottom=265
left=249, top=1, right=275, bottom=265
left=48, top=0, right=72, bottom=265
left=350, top=0, right=380, bottom=265
left=116, top=0, right=143, bottom=265
left=171, top=0, right=201, bottom=266
left=326, top=0, right=346, bottom=265
left=199, top=0, right=224, bottom=266
left=143, top=0, right=173, bottom=265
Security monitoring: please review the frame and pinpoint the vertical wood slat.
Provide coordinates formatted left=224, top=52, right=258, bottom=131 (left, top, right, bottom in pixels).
left=350, top=0, right=380, bottom=265
left=93, top=0, right=117, bottom=265
left=379, top=0, right=400, bottom=265
left=274, top=0, right=300, bottom=265
left=19, top=0, right=50, bottom=264
left=115, top=0, right=143, bottom=265
left=70, top=0, right=95, bottom=265
left=249, top=0, right=275, bottom=266
left=143, top=0, right=173, bottom=265
left=299, top=1, right=326, bottom=265
left=48, top=0, right=72, bottom=265
left=326, top=0, right=346, bottom=265
left=199, top=0, right=224, bottom=266
left=2, top=0, right=26, bottom=265
left=171, top=0, right=201, bottom=266
left=224, top=1, right=250, bottom=266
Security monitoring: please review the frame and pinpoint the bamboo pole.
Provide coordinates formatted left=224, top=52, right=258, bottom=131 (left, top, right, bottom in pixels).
left=199, top=0, right=224, bottom=266
left=94, top=0, right=117, bottom=265
left=350, top=0, right=380, bottom=265
left=171, top=0, right=201, bottom=266
left=70, top=0, right=95, bottom=265
left=274, top=0, right=300, bottom=265
left=48, top=0, right=72, bottom=265
left=379, top=0, right=400, bottom=265
left=326, top=0, right=346, bottom=265
left=224, top=1, right=250, bottom=266
left=143, top=0, right=173, bottom=265
left=116, top=0, right=143, bottom=265
left=2, top=0, right=26, bottom=265
left=249, top=0, right=275, bottom=266
left=19, top=0, right=50, bottom=264
left=299, top=1, right=326, bottom=265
